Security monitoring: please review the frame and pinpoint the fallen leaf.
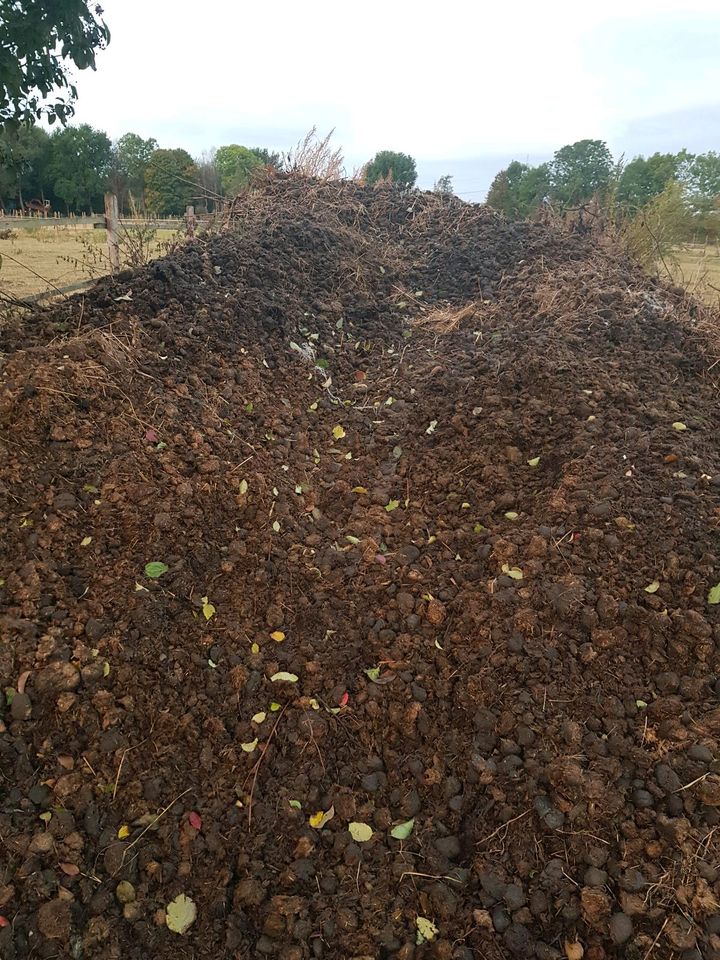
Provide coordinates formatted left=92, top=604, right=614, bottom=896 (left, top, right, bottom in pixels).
left=504, top=511, right=519, bottom=520
left=289, top=799, right=302, bottom=810
left=145, top=429, right=159, bottom=443
left=270, top=671, right=298, bottom=683
left=270, top=630, right=286, bottom=642
left=348, top=822, right=373, bottom=842
left=709, top=583, right=720, bottom=605
left=636, top=699, right=648, bottom=708
left=166, top=893, right=197, bottom=935
left=664, top=453, right=678, bottom=463
left=251, top=642, right=260, bottom=654
left=201, top=596, right=216, bottom=620
left=392, top=445, right=402, bottom=459
left=425, top=420, right=438, bottom=435
left=59, top=862, right=79, bottom=876
left=390, top=818, right=415, bottom=840
left=114, top=292, right=133, bottom=302
left=272, top=520, right=281, bottom=533
left=644, top=580, right=660, bottom=594
left=80, top=536, right=92, bottom=547
left=352, top=486, right=368, bottom=494
left=614, top=516, right=636, bottom=531
left=332, top=425, right=346, bottom=440
left=117, top=825, right=130, bottom=839
left=103, top=661, right=110, bottom=678
left=270, top=702, right=282, bottom=711
left=385, top=499, right=400, bottom=512
left=144, top=561, right=168, bottom=578
left=39, top=811, right=52, bottom=823
left=416, top=916, right=439, bottom=944
left=473, top=523, right=485, bottom=533
left=241, top=739, right=258, bottom=753
left=501, top=563, right=524, bottom=580
left=364, top=666, right=380, bottom=682
left=83, top=483, right=99, bottom=493
left=339, top=692, right=349, bottom=707
left=188, top=811, right=202, bottom=830
left=345, top=535, right=360, bottom=545
left=239, top=479, right=248, bottom=495
left=672, top=421, right=688, bottom=431
left=309, top=805, right=335, bottom=829
left=527, top=456, right=540, bottom=467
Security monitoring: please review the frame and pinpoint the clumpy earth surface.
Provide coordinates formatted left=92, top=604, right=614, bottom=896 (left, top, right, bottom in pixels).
left=1, top=177, right=720, bottom=960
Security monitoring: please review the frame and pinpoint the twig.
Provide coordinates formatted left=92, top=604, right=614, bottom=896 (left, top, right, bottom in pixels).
left=248, top=704, right=288, bottom=826
left=475, top=808, right=531, bottom=846
left=119, top=786, right=192, bottom=868
left=399, top=871, right=463, bottom=884
left=642, top=917, right=668, bottom=960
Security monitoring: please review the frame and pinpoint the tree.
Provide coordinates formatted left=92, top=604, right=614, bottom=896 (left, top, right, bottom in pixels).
left=0, top=124, right=51, bottom=208
left=0, top=1, right=110, bottom=127
left=250, top=147, right=281, bottom=170
left=365, top=150, right=417, bottom=188
left=616, top=151, right=692, bottom=212
left=144, top=148, right=197, bottom=215
left=550, top=139, right=613, bottom=206
left=433, top=175, right=453, bottom=194
left=685, top=152, right=720, bottom=213
left=47, top=123, right=111, bottom=212
left=486, top=161, right=551, bottom=218
left=115, top=132, right=157, bottom=206
left=215, top=144, right=263, bottom=194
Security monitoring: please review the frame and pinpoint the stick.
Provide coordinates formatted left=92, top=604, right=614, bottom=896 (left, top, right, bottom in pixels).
left=642, top=917, right=668, bottom=960
left=475, top=809, right=531, bottom=846
left=248, top=704, right=287, bottom=826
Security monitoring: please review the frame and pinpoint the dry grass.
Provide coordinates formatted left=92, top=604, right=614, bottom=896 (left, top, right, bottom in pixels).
left=0, top=225, right=177, bottom=299
left=668, top=243, right=720, bottom=305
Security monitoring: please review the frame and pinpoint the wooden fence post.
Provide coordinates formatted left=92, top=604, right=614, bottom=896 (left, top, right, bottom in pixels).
left=104, top=192, right=120, bottom=272
left=185, top=205, right=196, bottom=239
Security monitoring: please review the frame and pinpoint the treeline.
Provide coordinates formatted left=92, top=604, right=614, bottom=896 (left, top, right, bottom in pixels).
left=487, top=139, right=720, bottom=236
left=0, top=124, right=422, bottom=216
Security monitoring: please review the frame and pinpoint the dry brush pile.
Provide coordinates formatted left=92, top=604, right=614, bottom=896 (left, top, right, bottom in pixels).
left=1, top=176, right=720, bottom=960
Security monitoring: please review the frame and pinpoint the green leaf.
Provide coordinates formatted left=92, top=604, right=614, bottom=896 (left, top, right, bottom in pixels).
left=392, top=445, right=403, bottom=459
left=527, top=457, right=540, bottom=467
left=270, top=671, right=298, bottom=683
left=644, top=580, right=660, bottom=594
left=144, top=561, right=168, bottom=578
left=364, top=666, right=380, bottom=682
left=201, top=596, right=216, bottom=620
left=501, top=563, right=524, bottom=580
left=239, top=479, right=248, bottom=495
left=416, top=916, right=439, bottom=944
left=672, top=421, right=687, bottom=431
left=315, top=358, right=329, bottom=369
left=289, top=799, right=302, bottom=810
left=385, top=499, right=400, bottom=512
left=166, top=894, right=197, bottom=934
left=332, top=425, right=346, bottom=440
left=245, top=402, right=254, bottom=413
left=709, top=582, right=720, bottom=605
left=504, top=511, right=519, bottom=521
left=473, top=523, right=485, bottom=533
left=270, top=702, right=282, bottom=711
left=345, top=535, right=360, bottom=545
left=241, top=739, right=258, bottom=753
left=252, top=712, right=266, bottom=724
left=80, top=536, right=92, bottom=547
left=83, top=484, right=99, bottom=493
left=390, top=818, right=415, bottom=840
left=636, top=699, right=648, bottom=709
left=348, top=822, right=373, bottom=842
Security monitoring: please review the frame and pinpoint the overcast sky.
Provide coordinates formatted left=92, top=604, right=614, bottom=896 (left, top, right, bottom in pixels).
left=71, top=0, right=720, bottom=199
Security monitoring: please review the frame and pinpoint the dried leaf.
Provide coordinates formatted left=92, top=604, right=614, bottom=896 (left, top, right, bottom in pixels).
left=332, top=425, right=346, bottom=440
left=309, top=805, right=335, bottom=829
left=390, top=818, right=415, bottom=840
left=348, top=822, right=373, bottom=842
left=241, top=739, right=258, bottom=753
left=564, top=940, right=584, bottom=960
left=144, top=561, right=168, bottom=578
left=252, top=712, right=267, bottom=724
left=416, top=916, right=439, bottom=944
left=644, top=580, right=660, bottom=594
left=270, top=671, right=298, bottom=683
left=501, top=563, right=524, bottom=580
left=239, top=479, right=248, bottom=495
left=80, top=536, right=92, bottom=547
left=270, top=630, right=286, bottom=642
left=59, top=862, right=80, bottom=876
left=166, top=893, right=197, bottom=935
left=614, top=516, right=636, bottom=531
left=117, top=824, right=130, bottom=839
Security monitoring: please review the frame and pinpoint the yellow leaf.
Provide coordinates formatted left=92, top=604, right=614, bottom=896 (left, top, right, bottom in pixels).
left=501, top=563, right=524, bottom=580
left=166, top=893, right=197, bottom=935
left=103, top=661, right=110, bottom=677
left=309, top=805, right=335, bottom=829
left=117, top=825, right=130, bottom=839
left=351, top=486, right=368, bottom=494
left=251, top=642, right=260, bottom=654
left=527, top=457, right=540, bottom=467
left=201, top=597, right=216, bottom=620
left=332, top=425, right=346, bottom=440
left=270, top=702, right=282, bottom=711
left=80, top=536, right=92, bottom=547
left=416, top=916, right=439, bottom=944
left=241, top=739, right=258, bottom=753
left=270, top=631, right=285, bottom=642
left=504, top=511, right=519, bottom=520
left=348, top=822, right=373, bottom=842
left=564, top=940, right=584, bottom=960
left=270, top=671, right=298, bottom=682
left=672, top=421, right=687, bottom=431
left=272, top=520, right=280, bottom=533
left=644, top=580, right=660, bottom=594
left=252, top=712, right=266, bottom=724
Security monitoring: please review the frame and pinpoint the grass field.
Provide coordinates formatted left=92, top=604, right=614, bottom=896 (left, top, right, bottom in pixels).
left=669, top=242, right=720, bottom=304
left=0, top=224, right=178, bottom=299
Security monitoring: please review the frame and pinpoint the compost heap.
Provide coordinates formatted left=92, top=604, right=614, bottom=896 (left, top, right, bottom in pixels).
left=1, top=178, right=720, bottom=960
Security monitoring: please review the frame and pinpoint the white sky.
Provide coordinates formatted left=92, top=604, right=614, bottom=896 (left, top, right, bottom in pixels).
left=71, top=0, right=720, bottom=198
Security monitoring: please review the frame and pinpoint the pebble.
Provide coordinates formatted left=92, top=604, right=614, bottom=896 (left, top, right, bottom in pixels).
left=688, top=744, right=713, bottom=763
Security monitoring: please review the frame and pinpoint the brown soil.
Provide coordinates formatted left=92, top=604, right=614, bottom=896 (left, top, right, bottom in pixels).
left=1, top=177, right=720, bottom=960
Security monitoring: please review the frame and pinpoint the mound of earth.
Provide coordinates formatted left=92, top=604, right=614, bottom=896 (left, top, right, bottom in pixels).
left=1, top=177, right=720, bottom=960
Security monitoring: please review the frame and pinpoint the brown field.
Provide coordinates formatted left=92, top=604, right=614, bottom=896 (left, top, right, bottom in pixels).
left=0, top=224, right=178, bottom=299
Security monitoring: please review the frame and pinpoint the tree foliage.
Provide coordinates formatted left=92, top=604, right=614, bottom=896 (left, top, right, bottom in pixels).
left=47, top=123, right=111, bottom=212
left=0, top=0, right=110, bottom=127
left=365, top=150, right=417, bottom=188
left=550, top=139, right=614, bottom=206
left=433, top=175, right=453, bottom=195
left=144, top=148, right=198, bottom=215
left=116, top=133, right=158, bottom=201
left=215, top=144, right=262, bottom=194
left=616, top=151, right=691, bottom=212
left=0, top=125, right=51, bottom=206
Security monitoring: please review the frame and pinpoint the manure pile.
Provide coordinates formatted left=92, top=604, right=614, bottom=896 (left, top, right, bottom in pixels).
left=1, top=178, right=720, bottom=960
